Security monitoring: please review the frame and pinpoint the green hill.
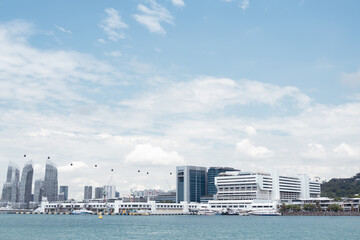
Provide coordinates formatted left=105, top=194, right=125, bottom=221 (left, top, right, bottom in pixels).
left=321, top=173, right=360, bottom=198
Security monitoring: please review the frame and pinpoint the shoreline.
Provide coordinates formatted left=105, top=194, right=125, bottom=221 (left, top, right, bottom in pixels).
left=282, top=212, right=360, bottom=216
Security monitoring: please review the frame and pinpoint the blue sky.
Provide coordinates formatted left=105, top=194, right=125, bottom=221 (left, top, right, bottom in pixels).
left=1, top=0, right=360, bottom=199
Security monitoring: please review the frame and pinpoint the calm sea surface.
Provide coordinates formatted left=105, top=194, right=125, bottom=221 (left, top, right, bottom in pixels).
left=1, top=214, right=360, bottom=239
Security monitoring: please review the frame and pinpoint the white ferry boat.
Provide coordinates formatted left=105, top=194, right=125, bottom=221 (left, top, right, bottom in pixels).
left=250, top=209, right=281, bottom=216
left=71, top=209, right=93, bottom=215
left=197, top=209, right=217, bottom=215
left=238, top=212, right=250, bottom=216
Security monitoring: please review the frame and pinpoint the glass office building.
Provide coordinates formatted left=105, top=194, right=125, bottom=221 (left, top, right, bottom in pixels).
left=176, top=166, right=207, bottom=203
left=59, top=186, right=69, bottom=201
left=207, top=167, right=239, bottom=196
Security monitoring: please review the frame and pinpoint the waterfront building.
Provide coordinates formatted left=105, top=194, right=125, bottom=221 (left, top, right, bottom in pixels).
left=207, top=199, right=277, bottom=212
left=207, top=167, right=239, bottom=196
left=58, top=192, right=65, bottom=202
left=134, top=189, right=161, bottom=198
left=215, top=170, right=321, bottom=201
left=200, top=195, right=214, bottom=203
left=94, top=187, right=104, bottom=199
left=44, top=160, right=58, bottom=202
left=34, top=179, right=45, bottom=203
left=39, top=196, right=360, bottom=215
left=1, top=162, right=20, bottom=203
left=38, top=198, right=277, bottom=215
left=176, top=166, right=207, bottom=203
left=39, top=199, right=201, bottom=214
left=103, top=185, right=116, bottom=199
left=84, top=186, right=92, bottom=200
left=59, top=186, right=68, bottom=201
left=155, top=191, right=176, bottom=203
left=115, top=191, right=120, bottom=198
left=19, top=161, right=34, bottom=207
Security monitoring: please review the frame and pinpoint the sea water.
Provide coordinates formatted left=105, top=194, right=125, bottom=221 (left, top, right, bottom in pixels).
left=1, top=214, right=360, bottom=239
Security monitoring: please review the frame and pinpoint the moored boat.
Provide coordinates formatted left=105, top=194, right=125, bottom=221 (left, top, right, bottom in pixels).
left=250, top=210, right=281, bottom=216
left=71, top=209, right=93, bottom=215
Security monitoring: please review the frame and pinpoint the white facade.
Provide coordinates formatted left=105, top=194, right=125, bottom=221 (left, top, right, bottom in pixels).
left=36, top=197, right=360, bottom=214
left=215, top=170, right=320, bottom=201
left=38, top=199, right=277, bottom=214
left=103, top=185, right=116, bottom=199
left=207, top=199, right=277, bottom=212
left=39, top=199, right=201, bottom=214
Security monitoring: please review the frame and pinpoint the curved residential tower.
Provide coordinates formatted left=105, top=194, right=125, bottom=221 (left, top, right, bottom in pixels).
left=44, top=160, right=58, bottom=202
left=19, top=161, right=34, bottom=207
left=1, top=162, right=20, bottom=203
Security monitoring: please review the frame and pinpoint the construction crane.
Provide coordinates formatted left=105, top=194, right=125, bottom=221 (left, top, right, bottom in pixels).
left=165, top=179, right=172, bottom=191
left=130, top=189, right=136, bottom=202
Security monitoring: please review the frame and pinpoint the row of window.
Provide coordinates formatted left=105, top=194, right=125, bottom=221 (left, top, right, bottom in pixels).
left=218, top=193, right=256, bottom=197
left=218, top=186, right=257, bottom=191
left=210, top=205, right=247, bottom=208
left=217, top=184, right=257, bottom=187
left=120, top=205, right=151, bottom=208
left=217, top=196, right=258, bottom=200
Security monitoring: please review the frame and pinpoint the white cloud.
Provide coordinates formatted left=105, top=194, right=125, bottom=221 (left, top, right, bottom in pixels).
left=55, top=25, right=72, bottom=34
left=0, top=19, right=33, bottom=42
left=97, top=38, right=106, bottom=44
left=125, top=143, right=185, bottom=166
left=134, top=0, right=173, bottom=35
left=0, top=20, right=121, bottom=107
left=240, top=0, right=250, bottom=10
left=105, top=51, right=122, bottom=57
left=120, top=76, right=311, bottom=113
left=171, top=0, right=185, bottom=7
left=333, top=143, right=358, bottom=157
left=301, top=143, right=327, bottom=159
left=236, top=139, right=273, bottom=158
left=341, top=68, right=360, bottom=87
left=100, top=8, right=128, bottom=42
left=244, top=126, right=257, bottom=136
left=128, top=57, right=154, bottom=74
left=58, top=161, right=89, bottom=173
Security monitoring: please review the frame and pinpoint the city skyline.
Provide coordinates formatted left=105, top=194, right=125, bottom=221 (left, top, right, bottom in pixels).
left=1, top=0, right=360, bottom=200
left=0, top=159, right=325, bottom=202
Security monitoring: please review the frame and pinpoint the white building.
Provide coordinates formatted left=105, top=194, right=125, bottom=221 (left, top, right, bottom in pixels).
left=103, top=185, right=116, bottom=199
left=215, top=170, right=320, bottom=201
left=38, top=199, right=201, bottom=215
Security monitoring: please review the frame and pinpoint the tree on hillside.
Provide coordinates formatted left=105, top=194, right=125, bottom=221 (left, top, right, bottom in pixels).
left=321, top=173, right=360, bottom=198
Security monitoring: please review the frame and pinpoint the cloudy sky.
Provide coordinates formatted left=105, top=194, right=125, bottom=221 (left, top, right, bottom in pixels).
left=1, top=0, right=360, bottom=200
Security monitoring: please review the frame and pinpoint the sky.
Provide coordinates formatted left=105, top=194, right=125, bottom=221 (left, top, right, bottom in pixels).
left=1, top=0, right=360, bottom=200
